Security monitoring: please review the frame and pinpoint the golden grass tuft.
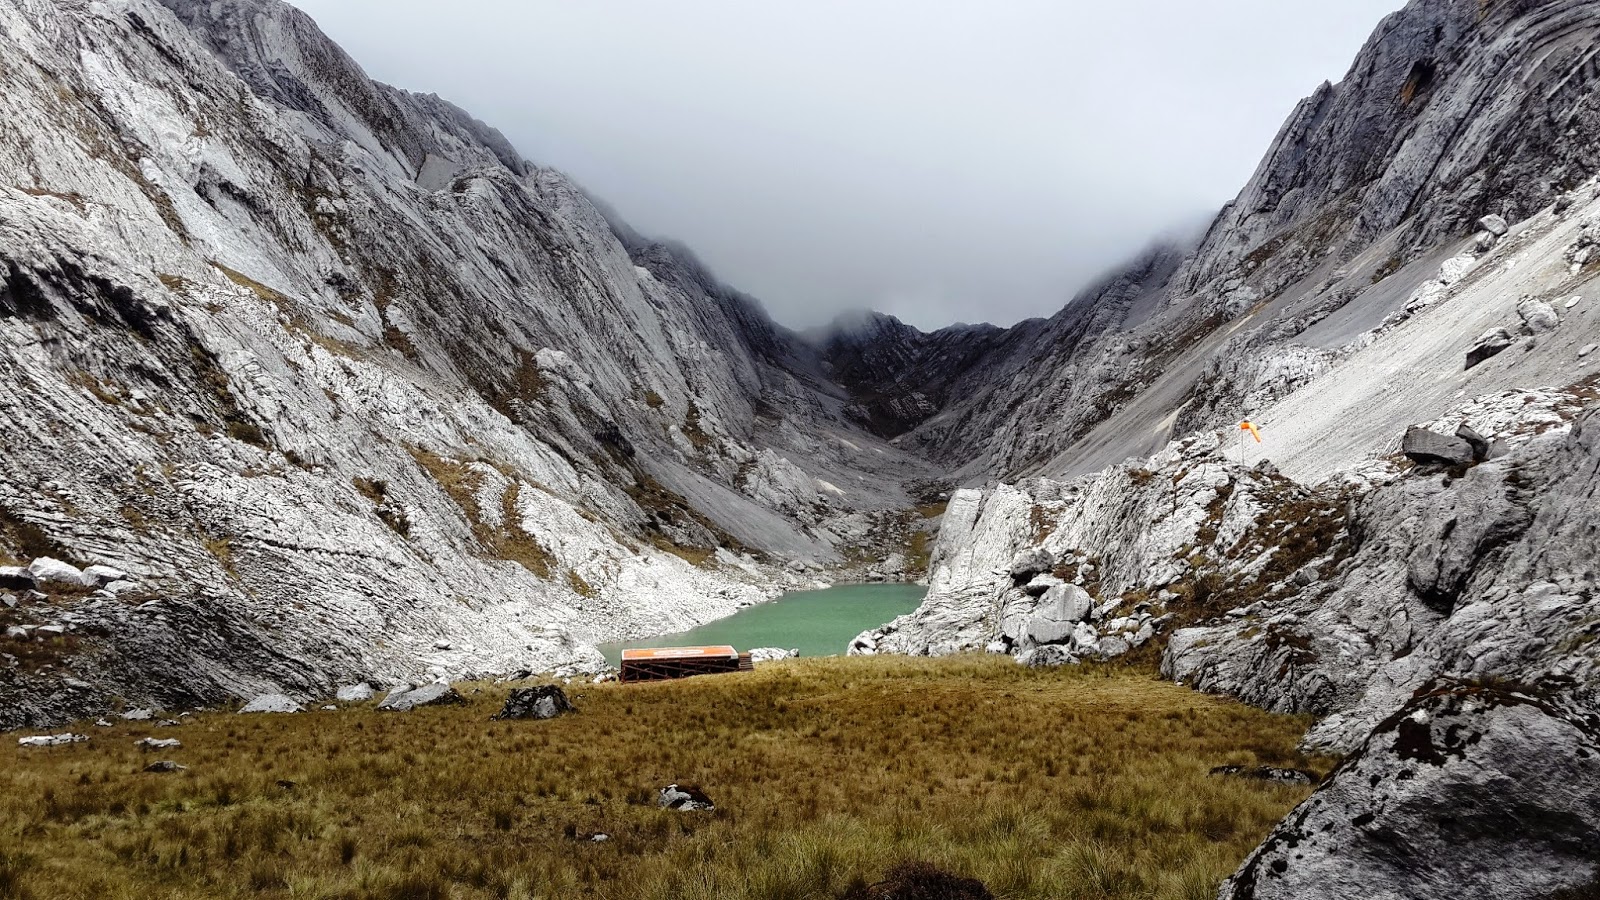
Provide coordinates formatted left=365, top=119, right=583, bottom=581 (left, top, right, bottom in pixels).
left=0, top=656, right=1327, bottom=899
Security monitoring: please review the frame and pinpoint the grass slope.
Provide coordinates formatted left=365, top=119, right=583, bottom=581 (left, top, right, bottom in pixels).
left=1, top=656, right=1325, bottom=900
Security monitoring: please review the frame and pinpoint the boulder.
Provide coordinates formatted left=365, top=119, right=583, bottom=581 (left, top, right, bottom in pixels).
left=1024, top=583, right=1095, bottom=644
left=135, top=738, right=181, bottom=750
left=121, top=708, right=153, bottom=721
left=1455, top=424, right=1490, bottom=461
left=748, top=647, right=799, bottom=664
left=492, top=685, right=574, bottom=720
left=144, top=760, right=187, bottom=773
left=1477, top=213, right=1509, bottom=236
left=0, top=566, right=34, bottom=591
left=1465, top=328, right=1514, bottom=369
left=1021, top=574, right=1062, bottom=597
left=1015, top=644, right=1077, bottom=668
left=657, top=783, right=714, bottom=811
left=18, top=733, right=87, bottom=747
left=1401, top=426, right=1475, bottom=467
left=27, top=557, right=91, bottom=588
left=1220, top=684, right=1600, bottom=900
left=1516, top=297, right=1560, bottom=334
left=1007, top=547, right=1053, bottom=581
left=239, top=694, right=302, bottom=714
left=378, top=682, right=467, bottom=712
left=5, top=626, right=28, bottom=640
left=335, top=683, right=374, bottom=702
left=82, top=564, right=129, bottom=587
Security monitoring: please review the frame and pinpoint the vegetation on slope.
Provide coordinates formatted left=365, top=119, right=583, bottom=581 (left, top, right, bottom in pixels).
left=1, top=656, right=1326, bottom=900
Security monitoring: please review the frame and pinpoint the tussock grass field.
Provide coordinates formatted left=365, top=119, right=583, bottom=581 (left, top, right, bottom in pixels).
left=1, top=656, right=1326, bottom=900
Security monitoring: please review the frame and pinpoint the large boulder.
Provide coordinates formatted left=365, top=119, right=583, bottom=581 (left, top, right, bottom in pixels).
left=492, top=685, right=573, bottom=720
left=378, top=682, right=467, bottom=712
left=239, top=694, right=302, bottom=714
left=1464, top=327, right=1514, bottom=369
left=1219, top=684, right=1600, bottom=900
left=1401, top=426, right=1475, bottom=467
left=1516, top=297, right=1560, bottom=334
left=26, top=557, right=91, bottom=588
left=1024, top=583, right=1095, bottom=644
left=1477, top=213, right=1509, bottom=236
left=1007, top=547, right=1053, bottom=581
left=335, top=683, right=374, bottom=702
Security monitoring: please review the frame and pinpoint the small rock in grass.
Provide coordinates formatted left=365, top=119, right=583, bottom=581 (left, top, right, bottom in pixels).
left=145, top=760, right=187, bottom=773
left=657, top=783, right=714, bottom=811
left=122, top=708, right=153, bottom=721
left=136, top=737, right=181, bottom=751
left=1209, top=765, right=1319, bottom=785
left=19, top=733, right=87, bottom=747
left=239, top=694, right=302, bottom=714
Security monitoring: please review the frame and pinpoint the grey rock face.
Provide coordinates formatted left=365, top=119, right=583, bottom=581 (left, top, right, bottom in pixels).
left=1400, top=426, right=1474, bottom=466
left=492, top=685, right=573, bottom=720
left=1220, top=684, right=1600, bottom=900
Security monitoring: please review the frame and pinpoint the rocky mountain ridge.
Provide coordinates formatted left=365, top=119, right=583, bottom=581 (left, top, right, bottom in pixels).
left=0, top=0, right=935, bottom=727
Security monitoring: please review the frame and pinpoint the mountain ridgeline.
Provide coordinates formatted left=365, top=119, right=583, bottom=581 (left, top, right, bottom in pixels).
left=4, top=0, right=1600, bottom=897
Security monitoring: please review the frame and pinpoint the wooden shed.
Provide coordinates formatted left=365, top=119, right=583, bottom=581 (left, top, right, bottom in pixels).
left=619, top=645, right=754, bottom=683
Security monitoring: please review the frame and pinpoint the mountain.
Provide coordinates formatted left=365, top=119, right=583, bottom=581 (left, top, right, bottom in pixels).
left=0, top=0, right=933, bottom=725
left=5, top=0, right=1600, bottom=894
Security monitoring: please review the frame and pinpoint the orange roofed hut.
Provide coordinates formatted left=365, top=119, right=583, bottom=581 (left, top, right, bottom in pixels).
left=618, top=646, right=754, bottom=683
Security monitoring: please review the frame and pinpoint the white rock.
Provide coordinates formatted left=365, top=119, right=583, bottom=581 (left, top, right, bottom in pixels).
left=27, top=558, right=91, bottom=588
left=1565, top=295, right=1583, bottom=310
left=136, top=738, right=181, bottom=750
left=320, top=704, right=337, bottom=711
left=121, top=708, right=154, bottom=721
left=748, top=647, right=799, bottom=664
left=82, top=565, right=130, bottom=587
left=1581, top=343, right=1598, bottom=359
left=19, top=733, right=87, bottom=747
left=238, top=694, right=302, bottom=714
left=335, top=683, right=374, bottom=702
left=1478, top=214, right=1509, bottom=236
left=4, top=626, right=27, bottom=640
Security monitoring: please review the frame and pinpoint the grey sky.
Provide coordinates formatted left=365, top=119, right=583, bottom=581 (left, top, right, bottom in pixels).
left=288, top=0, right=1406, bottom=330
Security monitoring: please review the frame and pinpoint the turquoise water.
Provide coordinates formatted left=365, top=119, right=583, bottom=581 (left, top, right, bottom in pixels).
left=596, top=583, right=927, bottom=666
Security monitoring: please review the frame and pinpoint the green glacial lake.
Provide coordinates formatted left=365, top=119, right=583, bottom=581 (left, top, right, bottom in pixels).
left=597, top=583, right=927, bottom=666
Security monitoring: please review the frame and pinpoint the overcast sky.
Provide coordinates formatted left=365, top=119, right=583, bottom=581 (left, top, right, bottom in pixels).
left=289, top=0, right=1405, bottom=330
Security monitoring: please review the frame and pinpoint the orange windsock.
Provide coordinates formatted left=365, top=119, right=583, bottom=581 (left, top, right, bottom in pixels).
left=1240, top=420, right=1262, bottom=443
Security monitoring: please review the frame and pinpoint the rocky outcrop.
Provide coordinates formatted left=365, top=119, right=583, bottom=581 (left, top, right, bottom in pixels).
left=1221, top=683, right=1600, bottom=900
